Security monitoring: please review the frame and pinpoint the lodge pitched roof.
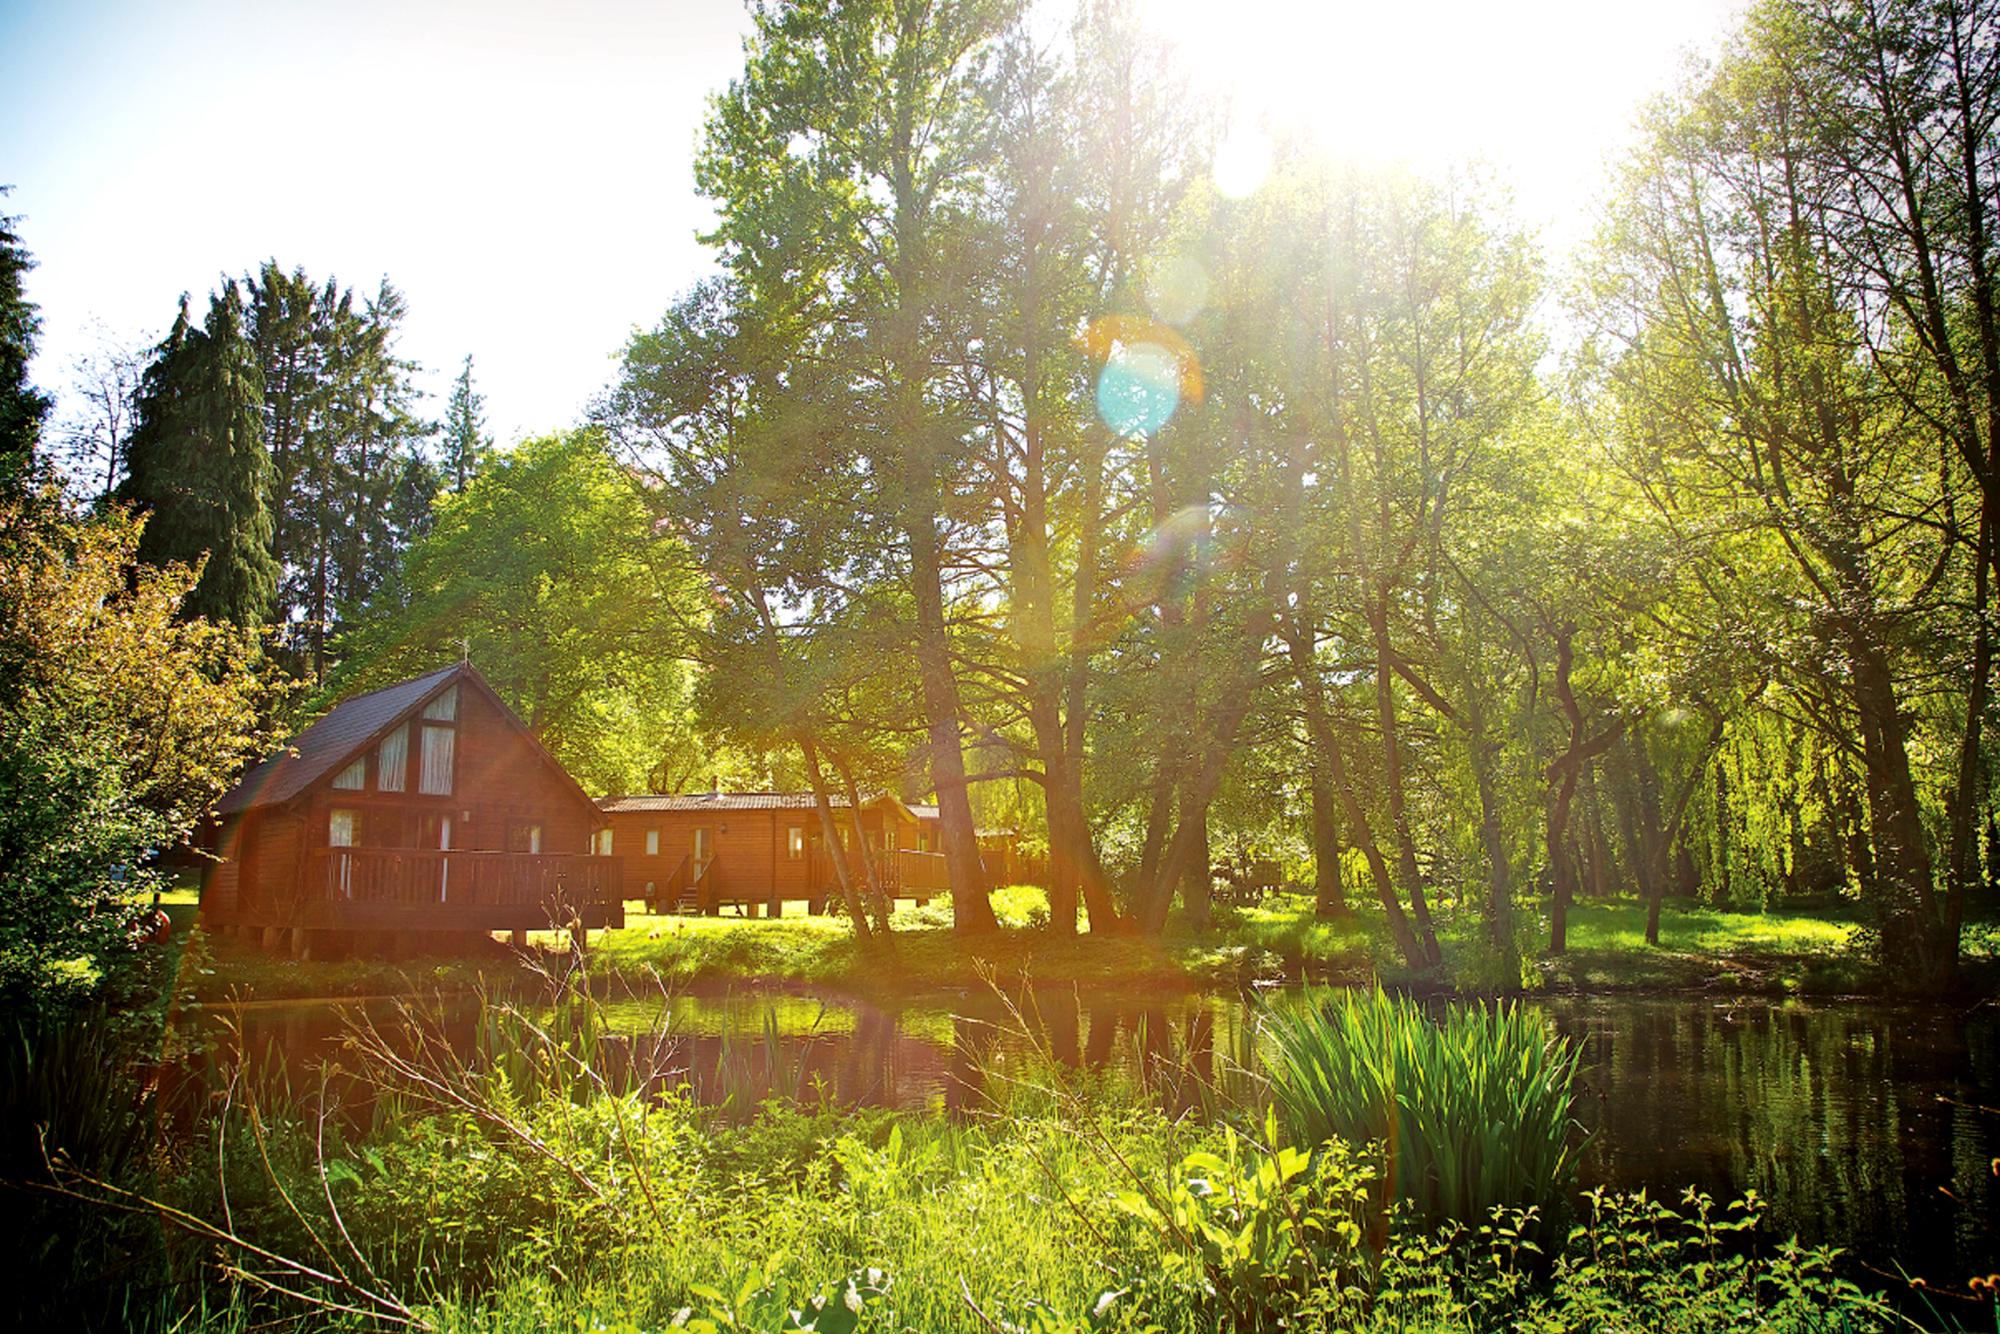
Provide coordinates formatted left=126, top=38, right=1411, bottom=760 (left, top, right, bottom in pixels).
left=214, top=663, right=599, bottom=821
left=216, top=666, right=460, bottom=815
left=599, top=792, right=1015, bottom=838
left=597, top=791, right=890, bottom=814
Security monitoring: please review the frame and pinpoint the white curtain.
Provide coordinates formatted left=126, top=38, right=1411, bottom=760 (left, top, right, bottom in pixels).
left=419, top=724, right=455, bottom=794
left=376, top=724, right=408, bottom=792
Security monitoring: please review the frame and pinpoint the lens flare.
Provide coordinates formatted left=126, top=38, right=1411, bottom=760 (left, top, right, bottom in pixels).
left=1096, top=341, right=1182, bottom=437
left=1077, top=315, right=1204, bottom=440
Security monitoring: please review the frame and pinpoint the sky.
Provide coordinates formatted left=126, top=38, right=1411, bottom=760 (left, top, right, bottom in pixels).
left=2, top=0, right=1743, bottom=449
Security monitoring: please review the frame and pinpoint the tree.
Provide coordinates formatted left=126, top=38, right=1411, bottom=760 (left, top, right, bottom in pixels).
left=696, top=0, right=1027, bottom=932
left=0, top=190, right=52, bottom=495
left=330, top=430, right=702, bottom=797
left=119, top=287, right=279, bottom=629
left=246, top=264, right=435, bottom=683
left=53, top=323, right=148, bottom=506
left=1589, top=16, right=1976, bottom=984
left=0, top=491, right=265, bottom=1012
left=441, top=355, right=494, bottom=494
left=603, top=279, right=907, bottom=937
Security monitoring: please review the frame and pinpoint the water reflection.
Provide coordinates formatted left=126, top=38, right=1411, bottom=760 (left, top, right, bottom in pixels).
left=189, top=989, right=1998, bottom=1289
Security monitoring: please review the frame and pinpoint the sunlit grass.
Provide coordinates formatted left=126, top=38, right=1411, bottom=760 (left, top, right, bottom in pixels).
left=1566, top=902, right=1861, bottom=956
left=178, top=877, right=1987, bottom=1004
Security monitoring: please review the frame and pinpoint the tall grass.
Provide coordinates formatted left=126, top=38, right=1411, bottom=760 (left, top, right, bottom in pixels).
left=1260, top=987, right=1581, bottom=1231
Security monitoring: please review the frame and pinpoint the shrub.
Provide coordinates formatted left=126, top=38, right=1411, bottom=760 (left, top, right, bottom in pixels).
left=1261, top=987, right=1581, bottom=1234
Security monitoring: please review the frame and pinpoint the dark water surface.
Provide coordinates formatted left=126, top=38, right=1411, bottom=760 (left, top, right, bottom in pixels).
left=194, top=988, right=2000, bottom=1294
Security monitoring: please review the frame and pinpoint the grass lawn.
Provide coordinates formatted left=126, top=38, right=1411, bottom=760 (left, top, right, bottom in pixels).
left=164, top=877, right=1985, bottom=1004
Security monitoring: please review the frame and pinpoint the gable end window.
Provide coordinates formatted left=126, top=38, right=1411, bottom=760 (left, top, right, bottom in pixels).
left=332, top=757, right=366, bottom=790
left=419, top=724, right=455, bottom=794
left=376, top=724, right=409, bottom=792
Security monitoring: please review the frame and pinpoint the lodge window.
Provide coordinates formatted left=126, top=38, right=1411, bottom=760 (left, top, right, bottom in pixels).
left=916, top=832, right=930, bottom=853
left=597, top=828, right=613, bottom=855
left=332, top=757, right=366, bottom=790
left=510, top=822, right=543, bottom=854
left=885, top=828, right=898, bottom=852
left=376, top=724, right=409, bottom=793
left=645, top=828, right=659, bottom=857
left=419, top=726, right=454, bottom=794
left=328, top=808, right=360, bottom=847
left=787, top=826, right=805, bottom=860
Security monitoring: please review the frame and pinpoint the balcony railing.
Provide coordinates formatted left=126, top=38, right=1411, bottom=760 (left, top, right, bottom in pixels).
left=300, top=848, right=623, bottom=930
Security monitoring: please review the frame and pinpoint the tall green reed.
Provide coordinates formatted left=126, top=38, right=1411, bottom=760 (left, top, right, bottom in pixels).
left=1260, top=987, right=1582, bottom=1231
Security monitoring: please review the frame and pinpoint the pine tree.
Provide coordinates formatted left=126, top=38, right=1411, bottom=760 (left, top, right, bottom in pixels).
left=120, top=285, right=278, bottom=628
left=442, top=354, right=492, bottom=494
left=245, top=266, right=433, bottom=680
left=0, top=190, right=52, bottom=494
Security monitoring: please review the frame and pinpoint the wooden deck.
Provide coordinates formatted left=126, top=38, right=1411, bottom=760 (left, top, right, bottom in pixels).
left=300, top=848, right=625, bottom=931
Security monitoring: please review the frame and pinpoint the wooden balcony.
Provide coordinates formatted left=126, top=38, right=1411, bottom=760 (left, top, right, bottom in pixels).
left=807, top=847, right=950, bottom=901
left=299, top=848, right=624, bottom=931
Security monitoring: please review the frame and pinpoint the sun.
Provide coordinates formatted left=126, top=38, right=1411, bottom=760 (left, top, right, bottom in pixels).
left=1135, top=0, right=1744, bottom=240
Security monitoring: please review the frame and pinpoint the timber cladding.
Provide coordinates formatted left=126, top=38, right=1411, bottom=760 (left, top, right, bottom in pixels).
left=201, top=664, right=620, bottom=945
left=597, top=793, right=915, bottom=909
left=593, top=791, right=1018, bottom=908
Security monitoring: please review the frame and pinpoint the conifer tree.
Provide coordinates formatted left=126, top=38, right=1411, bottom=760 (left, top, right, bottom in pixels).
left=120, top=286, right=278, bottom=628
left=245, top=265, right=433, bottom=680
left=442, top=354, right=492, bottom=494
left=0, top=191, right=52, bottom=494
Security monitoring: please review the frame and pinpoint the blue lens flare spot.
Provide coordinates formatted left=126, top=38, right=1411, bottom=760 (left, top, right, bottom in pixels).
left=1096, top=340, right=1181, bottom=438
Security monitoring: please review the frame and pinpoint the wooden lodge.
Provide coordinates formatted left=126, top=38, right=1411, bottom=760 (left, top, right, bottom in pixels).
left=596, top=791, right=1018, bottom=915
left=202, top=664, right=623, bottom=955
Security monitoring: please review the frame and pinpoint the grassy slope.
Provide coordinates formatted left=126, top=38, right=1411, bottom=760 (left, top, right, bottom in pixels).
left=177, top=881, right=1999, bottom=1003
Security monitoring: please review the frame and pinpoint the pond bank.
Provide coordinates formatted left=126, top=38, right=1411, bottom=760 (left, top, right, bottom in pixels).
left=171, top=892, right=2000, bottom=1006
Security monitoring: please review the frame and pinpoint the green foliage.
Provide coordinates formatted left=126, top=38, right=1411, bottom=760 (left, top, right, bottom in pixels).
left=0, top=188, right=52, bottom=492
left=0, top=494, right=265, bottom=1011
left=331, top=430, right=703, bottom=794
left=120, top=285, right=279, bottom=628
left=1109, top=1120, right=1375, bottom=1332
left=245, top=262, right=436, bottom=676
left=1261, top=988, right=1581, bottom=1234
left=440, top=353, right=493, bottom=495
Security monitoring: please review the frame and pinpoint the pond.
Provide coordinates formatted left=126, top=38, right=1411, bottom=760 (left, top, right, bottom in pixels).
left=186, top=987, right=2000, bottom=1300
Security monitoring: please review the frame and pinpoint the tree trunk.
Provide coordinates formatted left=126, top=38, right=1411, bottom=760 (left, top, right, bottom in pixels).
left=1283, top=609, right=1428, bottom=966
left=1846, top=622, right=1948, bottom=983
left=1307, top=747, right=1349, bottom=919
left=1371, top=603, right=1442, bottom=964
left=1944, top=510, right=1990, bottom=984
left=798, top=736, right=871, bottom=941
left=1464, top=690, right=1512, bottom=951
left=906, top=515, right=997, bottom=933
left=836, top=758, right=894, bottom=935
left=1181, top=801, right=1211, bottom=929
left=1064, top=437, right=1121, bottom=933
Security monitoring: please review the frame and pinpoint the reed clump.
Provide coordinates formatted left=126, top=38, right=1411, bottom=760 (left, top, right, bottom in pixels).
left=1261, top=987, right=1582, bottom=1231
